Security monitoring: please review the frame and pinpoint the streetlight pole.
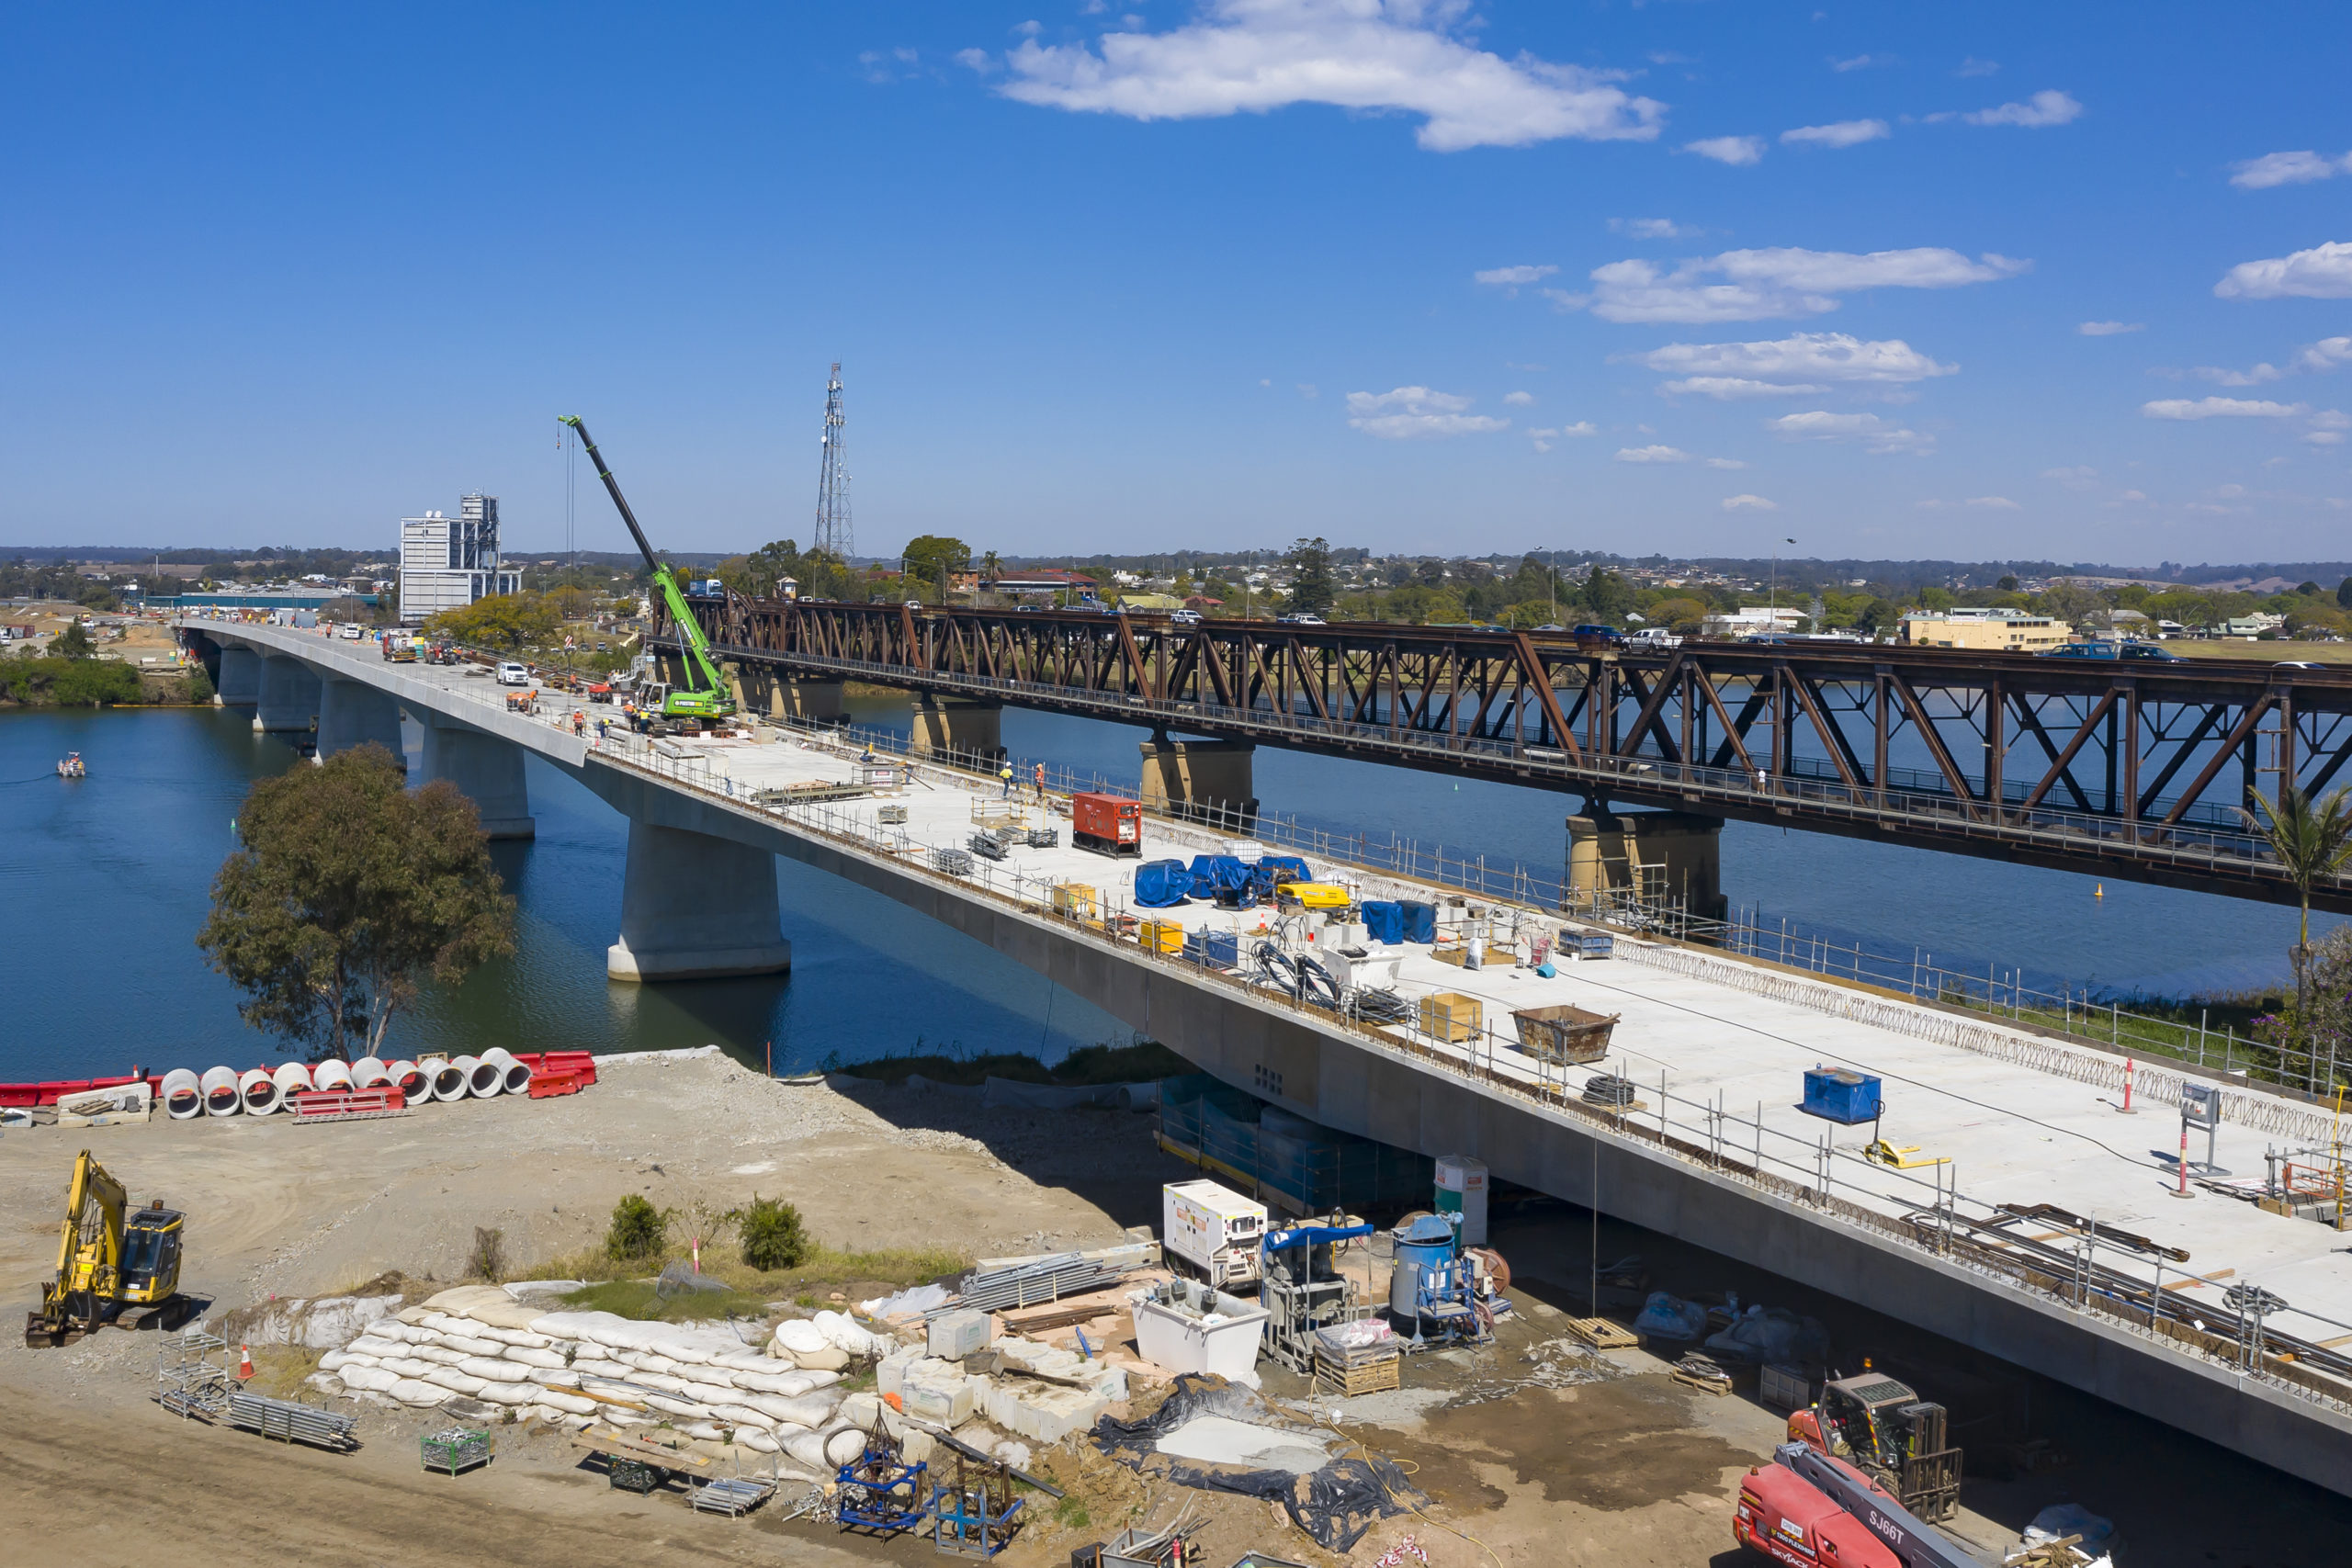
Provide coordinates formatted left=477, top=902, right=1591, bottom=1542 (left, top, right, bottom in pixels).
left=1770, top=537, right=1795, bottom=632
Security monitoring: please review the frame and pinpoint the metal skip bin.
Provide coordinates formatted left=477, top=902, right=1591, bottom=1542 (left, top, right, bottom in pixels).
left=1510, top=1003, right=1621, bottom=1066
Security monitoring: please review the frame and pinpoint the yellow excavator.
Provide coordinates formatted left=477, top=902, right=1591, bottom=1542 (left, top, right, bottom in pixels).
left=25, top=1150, right=187, bottom=1347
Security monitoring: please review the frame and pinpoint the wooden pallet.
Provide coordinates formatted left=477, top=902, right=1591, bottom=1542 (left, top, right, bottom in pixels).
left=1670, top=1364, right=1734, bottom=1396
left=1315, top=1353, right=1401, bottom=1397
left=1563, top=1316, right=1637, bottom=1350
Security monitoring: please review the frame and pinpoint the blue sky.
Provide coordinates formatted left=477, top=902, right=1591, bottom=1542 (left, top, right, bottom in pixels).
left=5, top=2, right=2350, bottom=564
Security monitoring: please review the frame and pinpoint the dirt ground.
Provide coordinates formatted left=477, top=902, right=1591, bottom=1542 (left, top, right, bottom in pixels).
left=4, top=1053, right=2345, bottom=1567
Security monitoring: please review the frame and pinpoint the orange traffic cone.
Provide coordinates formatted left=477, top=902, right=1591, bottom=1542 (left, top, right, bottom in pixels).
left=237, top=1344, right=254, bottom=1381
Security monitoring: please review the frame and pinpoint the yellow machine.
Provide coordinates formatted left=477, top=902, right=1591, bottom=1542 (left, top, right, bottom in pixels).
left=1275, top=882, right=1353, bottom=912
left=25, top=1151, right=187, bottom=1348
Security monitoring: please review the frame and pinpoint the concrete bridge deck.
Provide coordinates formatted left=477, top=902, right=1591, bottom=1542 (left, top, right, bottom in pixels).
left=183, top=615, right=2352, bottom=1497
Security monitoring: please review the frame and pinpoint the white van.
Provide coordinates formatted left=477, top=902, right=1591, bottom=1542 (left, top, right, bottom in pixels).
left=496, top=661, right=529, bottom=686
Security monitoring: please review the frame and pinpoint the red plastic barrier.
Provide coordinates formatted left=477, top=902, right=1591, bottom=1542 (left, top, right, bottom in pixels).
left=288, top=1087, right=408, bottom=1121
left=527, top=1071, right=584, bottom=1100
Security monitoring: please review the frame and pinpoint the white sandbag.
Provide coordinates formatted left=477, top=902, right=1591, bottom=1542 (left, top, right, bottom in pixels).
left=422, top=1368, right=488, bottom=1396
left=740, top=1393, right=820, bottom=1424
left=526, top=1367, right=583, bottom=1388
left=683, top=1380, right=741, bottom=1407
left=813, top=1310, right=882, bottom=1357
left=318, top=1349, right=368, bottom=1372
left=383, top=1357, right=439, bottom=1380
left=823, top=1427, right=868, bottom=1467
left=474, top=1325, right=556, bottom=1349
left=502, top=1346, right=569, bottom=1370
left=345, top=1336, right=404, bottom=1359
left=784, top=1430, right=830, bottom=1470
left=620, top=1350, right=684, bottom=1376
left=682, top=1422, right=728, bottom=1442
left=644, top=1393, right=709, bottom=1420
left=799, top=1370, right=842, bottom=1391
left=634, top=1372, right=692, bottom=1394
left=712, top=1351, right=782, bottom=1375
left=737, top=1429, right=781, bottom=1453
left=792, top=1345, right=851, bottom=1371
left=340, top=1365, right=401, bottom=1393
left=436, top=1332, right=508, bottom=1358
left=422, top=1286, right=515, bottom=1318
left=710, top=1404, right=776, bottom=1430
left=573, top=1357, right=633, bottom=1380
left=761, top=1393, right=842, bottom=1428
left=412, top=1345, right=468, bottom=1366
left=458, top=1356, right=532, bottom=1384
left=730, top=1370, right=816, bottom=1396
left=390, top=1377, right=450, bottom=1407
left=773, top=1319, right=829, bottom=1356
left=602, top=1409, right=648, bottom=1427
left=769, top=1422, right=815, bottom=1441
left=532, top=1388, right=599, bottom=1416
left=472, top=1381, right=535, bottom=1405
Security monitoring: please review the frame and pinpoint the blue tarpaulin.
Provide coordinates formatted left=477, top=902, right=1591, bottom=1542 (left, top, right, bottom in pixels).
left=1250, top=853, right=1313, bottom=900
left=1398, top=901, right=1437, bottom=942
left=1362, top=901, right=1403, bottom=943
left=1188, top=854, right=1250, bottom=897
left=1134, top=859, right=1194, bottom=908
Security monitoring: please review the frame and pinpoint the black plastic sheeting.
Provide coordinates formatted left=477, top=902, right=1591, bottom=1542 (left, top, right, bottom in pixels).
left=1091, top=1374, right=1427, bottom=1552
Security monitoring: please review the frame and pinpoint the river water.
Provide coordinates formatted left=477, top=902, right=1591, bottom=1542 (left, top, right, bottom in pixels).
left=2, top=703, right=2335, bottom=1085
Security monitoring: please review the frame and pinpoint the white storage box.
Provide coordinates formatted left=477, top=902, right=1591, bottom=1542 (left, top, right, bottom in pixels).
left=1133, top=1285, right=1268, bottom=1382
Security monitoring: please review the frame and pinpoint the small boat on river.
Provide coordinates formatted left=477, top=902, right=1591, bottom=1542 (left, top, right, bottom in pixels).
left=57, top=753, right=85, bottom=779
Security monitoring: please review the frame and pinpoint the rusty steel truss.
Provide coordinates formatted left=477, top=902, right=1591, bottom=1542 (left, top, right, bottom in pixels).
left=661, top=596, right=2352, bottom=911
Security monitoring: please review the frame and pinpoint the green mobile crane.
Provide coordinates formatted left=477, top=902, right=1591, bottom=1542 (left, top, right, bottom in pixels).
left=559, top=415, right=737, bottom=729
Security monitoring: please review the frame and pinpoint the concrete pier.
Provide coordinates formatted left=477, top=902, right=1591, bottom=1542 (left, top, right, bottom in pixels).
left=1566, top=807, right=1727, bottom=920
left=416, top=714, right=535, bottom=839
left=734, top=666, right=845, bottom=722
left=1138, top=736, right=1258, bottom=830
left=606, top=818, right=792, bottom=981
left=315, top=678, right=406, bottom=764
left=253, top=655, right=321, bottom=734
left=909, top=694, right=1004, bottom=765
left=215, top=645, right=261, bottom=706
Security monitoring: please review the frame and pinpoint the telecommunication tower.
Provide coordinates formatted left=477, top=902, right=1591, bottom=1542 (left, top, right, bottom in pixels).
left=814, top=362, right=853, bottom=560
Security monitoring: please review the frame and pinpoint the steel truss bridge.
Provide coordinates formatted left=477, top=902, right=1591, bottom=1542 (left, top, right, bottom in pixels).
left=662, top=597, right=2352, bottom=912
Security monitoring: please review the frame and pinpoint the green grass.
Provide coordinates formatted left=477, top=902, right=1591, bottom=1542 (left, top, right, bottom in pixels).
left=1933, top=981, right=2324, bottom=1088
left=531, top=1240, right=967, bottom=1308
left=559, top=1279, right=775, bottom=1322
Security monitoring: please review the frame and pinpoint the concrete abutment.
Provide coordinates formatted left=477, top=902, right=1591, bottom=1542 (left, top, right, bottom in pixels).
left=1566, top=807, right=1727, bottom=921
left=606, top=818, right=792, bottom=981
left=1138, top=737, right=1259, bottom=830
left=909, top=694, right=1005, bottom=767
left=416, top=712, right=535, bottom=839
left=731, top=665, right=845, bottom=722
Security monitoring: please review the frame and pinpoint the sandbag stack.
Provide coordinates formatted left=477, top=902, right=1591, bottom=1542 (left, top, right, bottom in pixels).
left=307, top=1285, right=885, bottom=1454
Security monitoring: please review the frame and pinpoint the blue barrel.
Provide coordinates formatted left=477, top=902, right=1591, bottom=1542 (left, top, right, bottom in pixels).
left=1387, top=1213, right=1459, bottom=1317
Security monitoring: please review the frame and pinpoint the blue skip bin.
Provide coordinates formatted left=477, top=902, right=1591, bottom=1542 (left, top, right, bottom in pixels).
left=1802, top=1066, right=1883, bottom=1124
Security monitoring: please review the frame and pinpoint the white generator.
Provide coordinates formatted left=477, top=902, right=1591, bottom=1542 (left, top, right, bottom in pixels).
left=1162, top=1179, right=1267, bottom=1289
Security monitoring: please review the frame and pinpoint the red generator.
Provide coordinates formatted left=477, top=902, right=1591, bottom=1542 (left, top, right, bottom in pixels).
left=1072, top=792, right=1143, bottom=857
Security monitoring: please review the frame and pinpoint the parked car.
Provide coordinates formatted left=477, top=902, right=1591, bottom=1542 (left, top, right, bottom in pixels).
left=1277, top=613, right=1327, bottom=626
left=1170, top=609, right=1204, bottom=626
left=2275, top=660, right=2326, bottom=671
left=2040, top=640, right=2184, bottom=663
left=496, top=661, right=529, bottom=686
left=1571, top=624, right=1625, bottom=649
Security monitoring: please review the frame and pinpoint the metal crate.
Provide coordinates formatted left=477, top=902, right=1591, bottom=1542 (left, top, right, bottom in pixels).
left=422, top=1427, right=492, bottom=1475
left=1023, top=826, right=1058, bottom=848
left=1510, top=1004, right=1621, bottom=1066
left=968, top=831, right=1008, bottom=861
left=931, top=847, right=976, bottom=875
left=228, top=1391, right=357, bottom=1450
left=877, top=805, right=909, bottom=825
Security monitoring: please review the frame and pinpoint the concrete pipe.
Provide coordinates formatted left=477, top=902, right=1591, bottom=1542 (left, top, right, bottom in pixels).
left=199, top=1066, right=243, bottom=1117
left=238, top=1067, right=279, bottom=1116
left=425, top=1058, right=467, bottom=1101
left=386, top=1059, right=424, bottom=1100
left=161, top=1068, right=203, bottom=1120
left=481, top=1047, right=532, bottom=1095
left=351, top=1055, right=390, bottom=1090
left=313, top=1059, right=354, bottom=1093
left=272, top=1062, right=314, bottom=1099
left=453, top=1054, right=502, bottom=1098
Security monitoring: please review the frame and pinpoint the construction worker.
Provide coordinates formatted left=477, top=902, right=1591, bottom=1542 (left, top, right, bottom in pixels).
left=571, top=708, right=586, bottom=736
left=1000, top=762, right=1014, bottom=797
left=1034, top=761, right=1046, bottom=803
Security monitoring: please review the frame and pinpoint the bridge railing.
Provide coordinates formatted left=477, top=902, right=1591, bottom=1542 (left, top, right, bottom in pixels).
left=699, top=641, right=2330, bottom=892
left=588, top=723, right=2352, bottom=1419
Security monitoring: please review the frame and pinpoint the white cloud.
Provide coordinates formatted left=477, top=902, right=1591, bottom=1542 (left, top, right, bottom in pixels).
left=1765, top=409, right=1935, bottom=455
left=1615, top=445, right=1691, bottom=463
left=2141, top=397, right=2308, bottom=420
left=1502, top=390, right=1534, bottom=406
left=1561, top=421, right=1597, bottom=436
left=2077, top=321, right=2143, bottom=336
left=2315, top=409, right=2352, bottom=428
left=1781, top=118, right=1890, bottom=150
left=1706, top=457, right=1748, bottom=469
left=1576, top=250, right=2027, bottom=324
left=1658, top=377, right=1828, bottom=399
left=1962, top=90, right=2083, bottom=129
left=1634, top=333, right=1958, bottom=396
left=2215, top=243, right=2352, bottom=300
left=2230, top=151, right=2352, bottom=190
left=2117, top=489, right=2148, bottom=502
left=1966, top=496, right=2020, bottom=509
left=1475, top=264, right=1556, bottom=287
left=1829, top=53, right=1892, bottom=72
left=2041, top=465, right=2099, bottom=490
left=1685, top=135, right=1766, bottom=166
left=1610, top=217, right=1696, bottom=239
left=992, top=0, right=1666, bottom=152
left=2309, top=431, right=2349, bottom=446
left=954, top=46, right=996, bottom=72
left=2194, top=362, right=2284, bottom=387
left=1345, top=385, right=1508, bottom=439
left=1525, top=420, right=1594, bottom=451
left=1721, top=494, right=1779, bottom=511
left=2299, top=337, right=2352, bottom=371
left=1956, top=57, right=1999, bottom=78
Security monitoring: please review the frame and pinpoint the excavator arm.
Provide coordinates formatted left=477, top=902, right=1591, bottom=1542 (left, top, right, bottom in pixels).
left=558, top=415, right=735, bottom=720
left=30, top=1151, right=126, bottom=1346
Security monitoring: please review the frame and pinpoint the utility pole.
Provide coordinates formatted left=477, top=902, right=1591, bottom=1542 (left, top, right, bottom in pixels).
left=815, top=363, right=854, bottom=563
left=1770, top=536, right=1795, bottom=629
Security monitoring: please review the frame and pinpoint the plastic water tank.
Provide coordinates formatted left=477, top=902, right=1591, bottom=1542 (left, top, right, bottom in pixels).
left=1434, top=1156, right=1489, bottom=1247
left=1387, top=1213, right=1458, bottom=1318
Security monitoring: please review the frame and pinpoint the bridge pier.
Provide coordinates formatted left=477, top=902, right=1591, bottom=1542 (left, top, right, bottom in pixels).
left=909, top=695, right=1005, bottom=767
left=215, top=645, right=261, bottom=706
left=253, top=655, right=321, bottom=734
left=607, top=818, right=792, bottom=981
left=732, top=666, right=844, bottom=722
left=1138, top=737, right=1259, bottom=830
left=416, top=712, right=535, bottom=839
left=315, top=678, right=407, bottom=764
left=1566, top=808, right=1726, bottom=921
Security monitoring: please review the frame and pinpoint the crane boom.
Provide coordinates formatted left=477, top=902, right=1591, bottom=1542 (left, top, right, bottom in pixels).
left=558, top=415, right=736, bottom=725
left=1772, top=1445, right=1989, bottom=1568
